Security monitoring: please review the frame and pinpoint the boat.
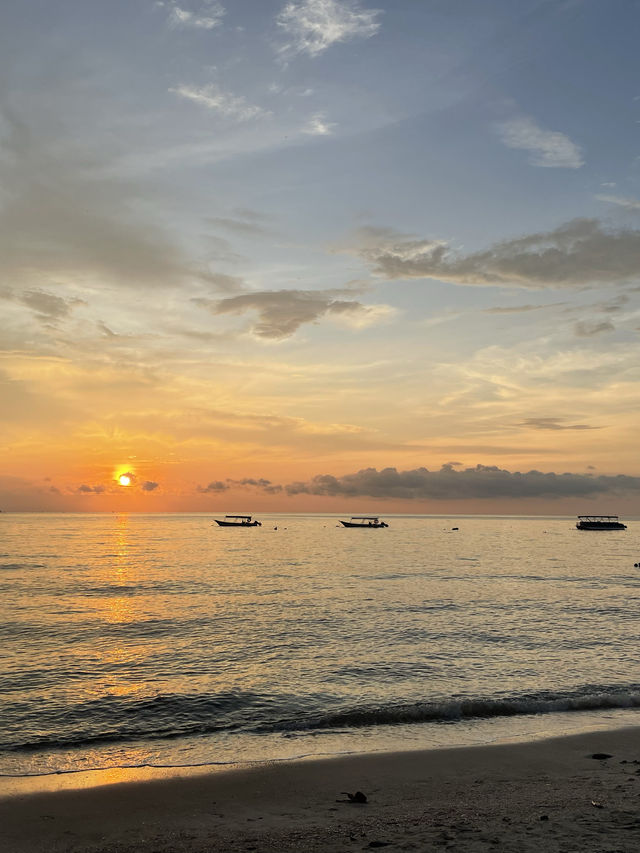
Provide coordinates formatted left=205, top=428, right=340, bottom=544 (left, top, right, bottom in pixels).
left=339, top=516, right=388, bottom=528
left=576, top=516, right=627, bottom=530
left=214, top=515, right=262, bottom=527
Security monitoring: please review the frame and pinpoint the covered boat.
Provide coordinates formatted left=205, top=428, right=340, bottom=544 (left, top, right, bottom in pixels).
left=576, top=516, right=627, bottom=530
left=214, top=515, right=262, bottom=527
left=339, top=516, right=388, bottom=528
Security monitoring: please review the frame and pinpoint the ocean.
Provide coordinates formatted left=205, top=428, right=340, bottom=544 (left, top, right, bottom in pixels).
left=2, top=512, right=640, bottom=785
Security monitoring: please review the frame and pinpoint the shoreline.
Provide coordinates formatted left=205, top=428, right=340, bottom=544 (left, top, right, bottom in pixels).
left=2, top=726, right=640, bottom=852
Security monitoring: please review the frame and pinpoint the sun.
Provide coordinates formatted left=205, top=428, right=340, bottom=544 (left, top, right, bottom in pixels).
left=118, top=474, right=131, bottom=486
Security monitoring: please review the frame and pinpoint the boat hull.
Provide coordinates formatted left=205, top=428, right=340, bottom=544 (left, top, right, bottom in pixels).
left=215, top=520, right=261, bottom=527
left=576, top=521, right=626, bottom=530
left=339, top=520, right=388, bottom=528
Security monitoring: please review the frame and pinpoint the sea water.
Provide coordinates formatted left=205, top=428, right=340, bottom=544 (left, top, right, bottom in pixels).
left=1, top=513, right=640, bottom=784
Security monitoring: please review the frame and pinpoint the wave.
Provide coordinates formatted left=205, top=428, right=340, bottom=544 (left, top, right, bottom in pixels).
left=268, top=687, right=640, bottom=732
left=2, top=684, right=640, bottom=754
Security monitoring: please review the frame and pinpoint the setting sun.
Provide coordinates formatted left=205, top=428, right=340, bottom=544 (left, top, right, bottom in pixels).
left=118, top=475, right=131, bottom=487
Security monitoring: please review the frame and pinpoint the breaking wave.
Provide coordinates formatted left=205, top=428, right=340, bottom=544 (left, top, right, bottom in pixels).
left=3, top=684, right=640, bottom=754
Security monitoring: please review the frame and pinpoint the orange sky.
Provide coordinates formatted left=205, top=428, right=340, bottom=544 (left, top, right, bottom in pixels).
left=2, top=1, right=640, bottom=515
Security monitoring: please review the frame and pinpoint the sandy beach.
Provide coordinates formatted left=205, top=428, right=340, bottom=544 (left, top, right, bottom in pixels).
left=2, top=726, right=640, bottom=852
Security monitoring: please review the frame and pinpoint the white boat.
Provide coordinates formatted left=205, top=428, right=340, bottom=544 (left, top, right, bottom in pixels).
left=214, top=515, right=262, bottom=527
left=339, top=516, right=388, bottom=528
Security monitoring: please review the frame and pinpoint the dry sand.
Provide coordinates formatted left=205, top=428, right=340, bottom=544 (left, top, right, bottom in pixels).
left=2, top=726, right=640, bottom=852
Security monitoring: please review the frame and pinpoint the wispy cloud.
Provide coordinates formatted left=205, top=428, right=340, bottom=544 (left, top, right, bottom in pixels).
left=207, top=214, right=272, bottom=236
left=169, top=84, right=268, bottom=121
left=596, top=194, right=640, bottom=211
left=496, top=116, right=584, bottom=168
left=348, top=218, right=640, bottom=288
left=0, top=104, right=204, bottom=294
left=516, top=418, right=599, bottom=431
left=483, top=303, right=565, bottom=314
left=302, top=112, right=336, bottom=135
left=161, top=0, right=225, bottom=30
left=277, top=0, right=382, bottom=58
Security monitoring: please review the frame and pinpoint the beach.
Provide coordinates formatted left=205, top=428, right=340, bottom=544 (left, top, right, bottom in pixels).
left=3, top=514, right=640, bottom=850
left=3, top=726, right=640, bottom=852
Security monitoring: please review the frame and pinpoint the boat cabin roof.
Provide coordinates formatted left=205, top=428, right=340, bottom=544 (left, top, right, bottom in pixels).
left=577, top=515, right=619, bottom=521
left=225, top=514, right=252, bottom=520
left=350, top=516, right=380, bottom=521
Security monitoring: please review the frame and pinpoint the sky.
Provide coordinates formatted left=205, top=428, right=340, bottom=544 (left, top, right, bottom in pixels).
left=1, top=0, right=640, bottom=514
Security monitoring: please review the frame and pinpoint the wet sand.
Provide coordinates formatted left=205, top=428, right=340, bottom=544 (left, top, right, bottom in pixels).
left=2, top=726, right=640, bottom=852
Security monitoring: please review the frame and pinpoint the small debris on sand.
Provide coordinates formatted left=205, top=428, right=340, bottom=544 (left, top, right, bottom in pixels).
left=341, top=791, right=368, bottom=803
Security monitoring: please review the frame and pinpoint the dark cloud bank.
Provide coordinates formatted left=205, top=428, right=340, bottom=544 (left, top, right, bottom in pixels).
left=206, top=465, right=640, bottom=501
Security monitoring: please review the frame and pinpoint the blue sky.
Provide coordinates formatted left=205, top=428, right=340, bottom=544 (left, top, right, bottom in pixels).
left=1, top=0, right=640, bottom=512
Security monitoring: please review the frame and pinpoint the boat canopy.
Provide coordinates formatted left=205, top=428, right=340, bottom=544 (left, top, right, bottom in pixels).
left=350, top=516, right=380, bottom=522
left=577, top=515, right=620, bottom=521
left=225, top=515, right=253, bottom=520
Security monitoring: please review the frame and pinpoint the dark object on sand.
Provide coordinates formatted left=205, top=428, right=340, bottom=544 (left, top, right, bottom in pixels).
left=590, top=753, right=613, bottom=760
left=342, top=790, right=367, bottom=803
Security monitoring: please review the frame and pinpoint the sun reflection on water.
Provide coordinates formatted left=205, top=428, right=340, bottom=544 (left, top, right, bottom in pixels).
left=114, top=513, right=130, bottom=577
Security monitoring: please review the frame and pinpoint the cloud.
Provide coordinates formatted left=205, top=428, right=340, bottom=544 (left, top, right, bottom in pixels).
left=598, top=294, right=629, bottom=313
left=516, top=418, right=599, bottom=431
left=196, top=477, right=282, bottom=493
left=302, top=112, right=336, bottom=135
left=0, top=104, right=209, bottom=294
left=203, top=271, right=246, bottom=292
left=496, top=116, right=584, bottom=168
left=18, top=289, right=84, bottom=321
left=574, top=320, right=615, bottom=336
left=197, top=480, right=229, bottom=492
left=348, top=219, right=640, bottom=288
left=277, top=0, right=382, bottom=58
left=482, top=303, right=564, bottom=314
left=77, top=484, right=106, bottom=494
left=161, top=1, right=225, bottom=30
left=199, top=289, right=391, bottom=338
left=207, top=214, right=271, bottom=236
left=141, top=481, right=159, bottom=491
left=595, top=194, right=640, bottom=211
left=169, top=84, right=268, bottom=121
left=284, top=465, right=640, bottom=500
left=229, top=477, right=283, bottom=494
